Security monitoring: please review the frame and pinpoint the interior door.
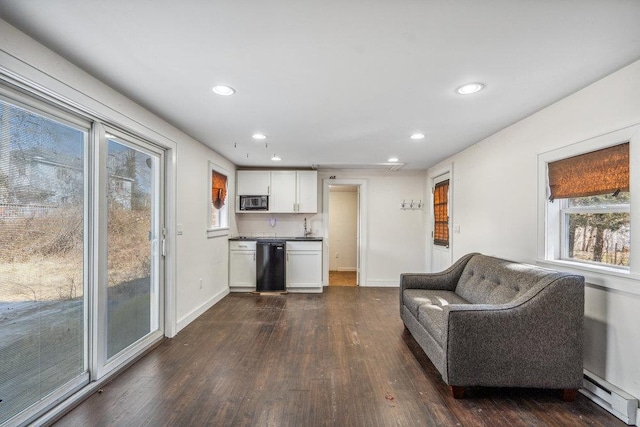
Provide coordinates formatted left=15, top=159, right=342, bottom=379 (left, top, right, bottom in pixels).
left=431, top=173, right=451, bottom=272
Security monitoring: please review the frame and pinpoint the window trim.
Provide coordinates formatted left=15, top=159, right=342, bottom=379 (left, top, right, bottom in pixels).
left=537, top=123, right=640, bottom=295
left=207, top=161, right=230, bottom=238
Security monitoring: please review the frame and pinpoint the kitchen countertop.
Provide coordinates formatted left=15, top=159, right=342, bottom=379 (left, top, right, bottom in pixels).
left=229, top=236, right=323, bottom=241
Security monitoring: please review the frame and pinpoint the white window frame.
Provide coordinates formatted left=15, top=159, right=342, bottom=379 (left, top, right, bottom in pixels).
left=207, top=161, right=230, bottom=238
left=537, top=123, right=640, bottom=296
left=559, top=198, right=630, bottom=268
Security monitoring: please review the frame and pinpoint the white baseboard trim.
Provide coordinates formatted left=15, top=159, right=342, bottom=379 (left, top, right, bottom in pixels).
left=176, top=287, right=229, bottom=333
left=336, top=267, right=357, bottom=272
left=287, top=287, right=323, bottom=293
left=360, top=280, right=399, bottom=287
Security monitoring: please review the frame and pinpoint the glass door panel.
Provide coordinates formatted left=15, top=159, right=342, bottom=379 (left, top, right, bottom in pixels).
left=0, top=98, right=88, bottom=423
left=105, top=136, right=161, bottom=360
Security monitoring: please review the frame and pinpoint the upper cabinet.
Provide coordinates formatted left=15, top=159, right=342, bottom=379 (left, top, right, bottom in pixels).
left=296, top=171, right=318, bottom=213
left=236, top=170, right=270, bottom=195
left=236, top=170, right=317, bottom=213
left=270, top=170, right=297, bottom=212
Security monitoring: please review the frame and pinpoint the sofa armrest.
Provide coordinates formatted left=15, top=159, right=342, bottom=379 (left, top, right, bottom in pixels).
left=441, top=274, right=584, bottom=388
left=399, top=253, right=477, bottom=311
left=400, top=253, right=477, bottom=292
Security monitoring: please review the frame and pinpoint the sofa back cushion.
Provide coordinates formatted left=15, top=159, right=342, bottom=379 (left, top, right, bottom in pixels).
left=455, top=254, right=558, bottom=304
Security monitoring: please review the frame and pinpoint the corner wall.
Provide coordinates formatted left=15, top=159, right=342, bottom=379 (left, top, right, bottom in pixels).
left=427, top=60, right=640, bottom=400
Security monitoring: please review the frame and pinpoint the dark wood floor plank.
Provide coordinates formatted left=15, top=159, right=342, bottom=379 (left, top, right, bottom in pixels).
left=54, top=287, right=624, bottom=426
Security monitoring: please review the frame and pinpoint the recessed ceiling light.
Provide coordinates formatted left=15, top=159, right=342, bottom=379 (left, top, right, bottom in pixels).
left=252, top=133, right=267, bottom=140
left=271, top=154, right=281, bottom=161
left=212, top=85, right=235, bottom=96
left=456, top=83, right=485, bottom=95
left=388, top=157, right=399, bottom=162
left=410, top=133, right=425, bottom=140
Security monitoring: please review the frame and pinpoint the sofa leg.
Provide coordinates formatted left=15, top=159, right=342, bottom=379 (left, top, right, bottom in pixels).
left=561, top=389, right=578, bottom=402
left=450, top=385, right=465, bottom=399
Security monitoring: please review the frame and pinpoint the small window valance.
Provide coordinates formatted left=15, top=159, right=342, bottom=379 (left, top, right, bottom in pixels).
left=548, top=142, right=629, bottom=201
left=212, top=171, right=228, bottom=208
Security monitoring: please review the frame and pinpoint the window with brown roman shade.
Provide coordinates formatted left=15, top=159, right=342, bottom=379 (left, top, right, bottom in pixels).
left=433, top=179, right=449, bottom=247
left=548, top=142, right=629, bottom=201
left=212, top=170, right=227, bottom=209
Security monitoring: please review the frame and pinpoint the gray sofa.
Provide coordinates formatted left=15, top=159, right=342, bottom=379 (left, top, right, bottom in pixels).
left=400, top=253, right=584, bottom=400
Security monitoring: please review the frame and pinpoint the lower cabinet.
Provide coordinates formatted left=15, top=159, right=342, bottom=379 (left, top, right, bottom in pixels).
left=229, top=241, right=256, bottom=292
left=285, top=240, right=323, bottom=292
left=228, top=239, right=323, bottom=293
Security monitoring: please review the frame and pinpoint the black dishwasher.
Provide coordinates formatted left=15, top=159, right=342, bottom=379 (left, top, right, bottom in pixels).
left=256, top=240, right=286, bottom=292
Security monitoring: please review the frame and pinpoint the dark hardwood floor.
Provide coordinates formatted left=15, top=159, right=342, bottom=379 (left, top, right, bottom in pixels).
left=55, top=287, right=622, bottom=426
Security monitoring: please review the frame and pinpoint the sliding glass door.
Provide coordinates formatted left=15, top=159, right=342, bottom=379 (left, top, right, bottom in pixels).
left=103, top=133, right=163, bottom=363
left=0, top=89, right=166, bottom=424
left=0, top=97, right=89, bottom=424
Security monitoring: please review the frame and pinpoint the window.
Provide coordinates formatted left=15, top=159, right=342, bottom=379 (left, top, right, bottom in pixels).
left=433, top=179, right=449, bottom=247
left=545, top=142, right=630, bottom=270
left=208, top=162, right=229, bottom=237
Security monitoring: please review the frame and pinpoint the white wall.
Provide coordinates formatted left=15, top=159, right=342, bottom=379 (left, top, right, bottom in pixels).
left=328, top=189, right=358, bottom=271
left=0, top=19, right=237, bottom=334
left=427, top=60, right=640, bottom=400
left=322, top=170, right=428, bottom=286
left=175, top=144, right=236, bottom=330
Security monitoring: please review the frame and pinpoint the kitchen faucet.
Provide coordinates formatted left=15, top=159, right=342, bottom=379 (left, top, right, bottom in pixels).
left=304, top=218, right=312, bottom=237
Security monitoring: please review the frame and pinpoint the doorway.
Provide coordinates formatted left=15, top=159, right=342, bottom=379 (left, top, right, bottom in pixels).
left=323, top=178, right=367, bottom=286
left=328, top=185, right=358, bottom=286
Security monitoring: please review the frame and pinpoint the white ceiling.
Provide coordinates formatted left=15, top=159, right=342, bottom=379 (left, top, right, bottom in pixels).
left=1, top=1, right=640, bottom=170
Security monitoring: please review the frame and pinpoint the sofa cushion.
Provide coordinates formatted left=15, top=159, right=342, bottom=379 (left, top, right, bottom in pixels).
left=403, top=289, right=470, bottom=345
left=455, top=255, right=557, bottom=304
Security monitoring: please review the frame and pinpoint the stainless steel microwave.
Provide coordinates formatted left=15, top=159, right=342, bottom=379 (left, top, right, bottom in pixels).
left=239, top=195, right=269, bottom=211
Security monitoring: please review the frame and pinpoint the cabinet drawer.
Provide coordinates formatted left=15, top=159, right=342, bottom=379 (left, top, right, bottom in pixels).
left=285, top=241, right=322, bottom=251
left=229, top=241, right=256, bottom=250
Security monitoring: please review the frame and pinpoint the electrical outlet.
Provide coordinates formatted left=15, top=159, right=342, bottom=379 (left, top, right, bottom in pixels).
left=336, top=253, right=340, bottom=259
left=199, top=278, right=203, bottom=289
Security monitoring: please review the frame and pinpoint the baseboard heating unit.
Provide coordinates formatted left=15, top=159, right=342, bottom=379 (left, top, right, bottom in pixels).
left=581, top=370, right=638, bottom=425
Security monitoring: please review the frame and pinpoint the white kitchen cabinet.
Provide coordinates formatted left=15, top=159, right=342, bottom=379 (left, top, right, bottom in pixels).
left=286, top=240, right=322, bottom=292
left=296, top=170, right=318, bottom=213
left=269, top=170, right=297, bottom=212
left=236, top=170, right=270, bottom=196
left=269, top=170, right=318, bottom=213
left=236, top=170, right=318, bottom=213
left=229, top=240, right=256, bottom=292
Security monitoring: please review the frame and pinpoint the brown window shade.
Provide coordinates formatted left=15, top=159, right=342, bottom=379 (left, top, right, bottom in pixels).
left=433, top=180, right=449, bottom=247
left=548, top=142, right=629, bottom=201
left=212, top=171, right=228, bottom=208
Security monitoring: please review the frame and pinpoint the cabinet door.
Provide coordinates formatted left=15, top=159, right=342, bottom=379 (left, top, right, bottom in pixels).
left=229, top=250, right=256, bottom=287
left=286, top=249, right=322, bottom=288
left=270, top=170, right=297, bottom=212
left=237, top=170, right=270, bottom=195
left=296, top=170, right=318, bottom=213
